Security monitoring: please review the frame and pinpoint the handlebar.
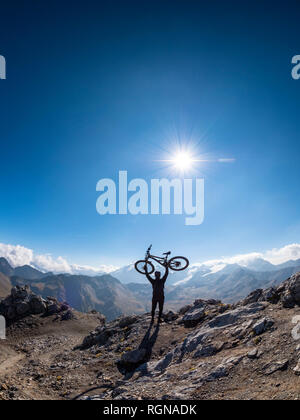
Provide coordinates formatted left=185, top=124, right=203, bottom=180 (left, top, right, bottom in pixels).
left=145, top=244, right=152, bottom=258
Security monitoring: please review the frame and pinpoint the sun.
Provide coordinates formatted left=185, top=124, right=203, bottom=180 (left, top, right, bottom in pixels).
left=172, top=151, right=194, bottom=171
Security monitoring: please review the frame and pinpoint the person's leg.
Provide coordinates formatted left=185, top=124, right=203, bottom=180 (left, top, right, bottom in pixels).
left=158, top=296, right=164, bottom=322
left=151, top=297, right=158, bottom=323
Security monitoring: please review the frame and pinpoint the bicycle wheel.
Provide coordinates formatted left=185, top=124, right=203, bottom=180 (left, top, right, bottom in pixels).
left=168, top=256, right=189, bottom=271
left=134, top=260, right=155, bottom=274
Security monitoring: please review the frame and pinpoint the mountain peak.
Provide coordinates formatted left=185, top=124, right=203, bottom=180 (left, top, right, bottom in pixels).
left=0, top=257, right=14, bottom=276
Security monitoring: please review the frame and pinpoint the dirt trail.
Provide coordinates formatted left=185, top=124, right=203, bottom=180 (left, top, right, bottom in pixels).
left=0, top=351, right=24, bottom=376
left=0, top=311, right=101, bottom=399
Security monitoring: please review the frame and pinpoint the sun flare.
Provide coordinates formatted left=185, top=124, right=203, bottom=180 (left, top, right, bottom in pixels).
left=172, top=151, right=194, bottom=171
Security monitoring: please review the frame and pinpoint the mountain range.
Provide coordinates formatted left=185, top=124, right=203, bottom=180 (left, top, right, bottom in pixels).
left=2, top=255, right=300, bottom=318
left=0, top=257, right=144, bottom=320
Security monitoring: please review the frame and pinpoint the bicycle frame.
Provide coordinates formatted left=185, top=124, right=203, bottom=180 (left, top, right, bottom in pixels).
left=145, top=252, right=168, bottom=267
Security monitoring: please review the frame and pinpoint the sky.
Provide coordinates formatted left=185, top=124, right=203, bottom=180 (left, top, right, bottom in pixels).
left=0, top=1, right=300, bottom=268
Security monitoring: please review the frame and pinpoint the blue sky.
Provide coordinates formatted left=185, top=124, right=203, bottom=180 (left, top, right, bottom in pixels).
left=0, top=1, right=300, bottom=268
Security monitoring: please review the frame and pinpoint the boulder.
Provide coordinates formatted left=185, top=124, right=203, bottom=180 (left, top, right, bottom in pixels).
left=15, top=301, right=30, bottom=316
left=11, top=285, right=30, bottom=300
left=120, top=348, right=147, bottom=366
left=261, top=287, right=280, bottom=304
left=47, top=302, right=61, bottom=315
left=182, top=307, right=205, bottom=327
left=179, top=304, right=192, bottom=315
left=288, top=273, right=300, bottom=303
left=279, top=272, right=300, bottom=308
left=208, top=303, right=265, bottom=328
left=193, top=343, right=219, bottom=358
left=80, top=325, right=115, bottom=349
left=262, top=359, right=289, bottom=375
left=247, top=348, right=258, bottom=359
left=118, top=315, right=138, bottom=328
left=6, top=306, right=16, bottom=320
left=241, top=289, right=263, bottom=305
left=29, top=295, right=46, bottom=314
left=163, top=311, right=178, bottom=322
left=252, top=317, right=274, bottom=335
left=61, top=309, right=74, bottom=321
left=203, top=355, right=244, bottom=382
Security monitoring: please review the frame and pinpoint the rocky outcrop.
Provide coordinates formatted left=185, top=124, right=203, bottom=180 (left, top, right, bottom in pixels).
left=279, top=273, right=300, bottom=308
left=239, top=272, right=300, bottom=309
left=0, top=285, right=73, bottom=323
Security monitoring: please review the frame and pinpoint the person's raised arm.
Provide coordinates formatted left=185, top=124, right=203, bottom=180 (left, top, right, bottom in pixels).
left=162, top=265, right=169, bottom=283
left=144, top=265, right=154, bottom=284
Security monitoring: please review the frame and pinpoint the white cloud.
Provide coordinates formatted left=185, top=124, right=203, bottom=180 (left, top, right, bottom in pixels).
left=199, top=244, right=300, bottom=267
left=0, top=242, right=117, bottom=275
left=263, top=243, right=300, bottom=264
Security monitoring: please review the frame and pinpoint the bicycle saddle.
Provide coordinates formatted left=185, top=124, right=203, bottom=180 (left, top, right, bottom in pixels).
left=163, top=251, right=171, bottom=255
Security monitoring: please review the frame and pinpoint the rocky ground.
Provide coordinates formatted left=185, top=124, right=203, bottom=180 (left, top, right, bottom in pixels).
left=0, top=274, right=300, bottom=400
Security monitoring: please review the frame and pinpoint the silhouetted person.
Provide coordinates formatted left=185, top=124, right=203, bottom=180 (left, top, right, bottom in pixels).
left=145, top=265, right=169, bottom=323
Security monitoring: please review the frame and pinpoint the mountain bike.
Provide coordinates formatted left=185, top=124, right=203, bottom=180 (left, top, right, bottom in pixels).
left=134, top=244, right=189, bottom=275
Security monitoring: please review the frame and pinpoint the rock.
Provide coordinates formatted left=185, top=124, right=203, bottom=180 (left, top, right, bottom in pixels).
left=208, top=303, right=265, bottom=328
left=60, top=302, right=70, bottom=312
left=6, top=306, right=16, bottom=320
left=252, top=317, right=274, bottom=335
left=203, top=355, right=244, bottom=382
left=163, top=311, right=178, bottom=322
left=193, top=344, right=218, bottom=358
left=178, top=328, right=211, bottom=354
left=118, top=315, right=138, bottom=328
left=261, top=287, right=280, bottom=304
left=280, top=273, right=300, bottom=308
left=0, top=285, right=65, bottom=323
left=15, top=301, right=30, bottom=316
left=194, top=298, right=220, bottom=306
left=293, top=360, right=300, bottom=375
left=11, top=285, right=30, bottom=300
left=241, top=288, right=280, bottom=305
left=281, top=291, right=295, bottom=308
left=179, top=304, right=192, bottom=315
left=153, top=352, right=173, bottom=372
left=262, top=359, right=289, bottom=375
left=242, top=289, right=263, bottom=305
left=80, top=326, right=115, bottom=349
left=61, top=310, right=74, bottom=321
left=29, top=295, right=46, bottom=314
left=120, top=348, right=147, bottom=366
left=231, top=320, right=253, bottom=339
left=287, top=273, right=300, bottom=303
left=47, top=303, right=61, bottom=315
left=247, top=348, right=258, bottom=359
left=182, top=307, right=205, bottom=327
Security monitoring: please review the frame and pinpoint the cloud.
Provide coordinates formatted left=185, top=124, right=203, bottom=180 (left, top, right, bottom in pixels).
left=263, top=243, right=300, bottom=264
left=0, top=242, right=117, bottom=275
left=199, top=244, right=300, bottom=267
left=199, top=252, right=263, bottom=268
